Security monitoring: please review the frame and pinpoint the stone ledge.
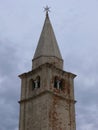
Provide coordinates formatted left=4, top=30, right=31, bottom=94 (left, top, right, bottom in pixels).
left=19, top=90, right=76, bottom=104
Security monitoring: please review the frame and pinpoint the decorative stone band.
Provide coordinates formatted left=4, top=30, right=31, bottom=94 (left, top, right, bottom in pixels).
left=18, top=90, right=76, bottom=104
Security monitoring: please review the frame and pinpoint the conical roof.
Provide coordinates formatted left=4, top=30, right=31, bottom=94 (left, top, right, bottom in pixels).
left=33, top=13, right=62, bottom=60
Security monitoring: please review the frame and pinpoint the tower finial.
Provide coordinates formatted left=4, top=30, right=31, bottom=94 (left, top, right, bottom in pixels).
left=44, top=5, right=50, bottom=16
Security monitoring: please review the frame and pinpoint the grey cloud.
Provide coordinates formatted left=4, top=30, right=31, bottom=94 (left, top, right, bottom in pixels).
left=0, top=40, right=20, bottom=130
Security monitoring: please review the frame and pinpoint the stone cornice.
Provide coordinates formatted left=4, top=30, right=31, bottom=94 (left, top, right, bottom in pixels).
left=18, top=63, right=76, bottom=79
left=19, top=90, right=76, bottom=104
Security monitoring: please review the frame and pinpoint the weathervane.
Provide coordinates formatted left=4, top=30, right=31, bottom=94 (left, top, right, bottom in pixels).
left=44, top=5, right=50, bottom=15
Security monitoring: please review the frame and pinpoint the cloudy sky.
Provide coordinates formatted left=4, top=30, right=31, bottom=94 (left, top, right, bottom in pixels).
left=0, top=0, right=98, bottom=130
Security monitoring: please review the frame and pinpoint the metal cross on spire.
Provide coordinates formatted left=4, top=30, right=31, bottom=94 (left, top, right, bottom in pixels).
left=44, top=5, right=50, bottom=15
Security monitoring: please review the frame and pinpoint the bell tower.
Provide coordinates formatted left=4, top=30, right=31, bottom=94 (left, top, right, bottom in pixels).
left=19, top=7, right=76, bottom=130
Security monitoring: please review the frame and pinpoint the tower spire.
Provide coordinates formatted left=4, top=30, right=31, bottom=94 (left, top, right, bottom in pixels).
left=32, top=8, right=63, bottom=69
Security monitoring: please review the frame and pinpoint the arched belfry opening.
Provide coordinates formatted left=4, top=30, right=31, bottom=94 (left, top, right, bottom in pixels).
left=29, top=76, right=40, bottom=91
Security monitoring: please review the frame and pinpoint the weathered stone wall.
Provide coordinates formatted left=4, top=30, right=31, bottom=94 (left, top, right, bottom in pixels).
left=19, top=63, right=76, bottom=130
left=25, top=94, right=50, bottom=130
left=32, top=56, right=63, bottom=70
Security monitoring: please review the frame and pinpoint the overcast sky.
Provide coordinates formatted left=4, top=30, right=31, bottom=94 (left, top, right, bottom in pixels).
left=0, top=0, right=98, bottom=130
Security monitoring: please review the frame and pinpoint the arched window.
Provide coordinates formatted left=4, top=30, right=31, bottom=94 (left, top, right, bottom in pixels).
left=29, top=76, right=40, bottom=91
left=34, top=76, right=40, bottom=88
left=54, top=76, right=65, bottom=90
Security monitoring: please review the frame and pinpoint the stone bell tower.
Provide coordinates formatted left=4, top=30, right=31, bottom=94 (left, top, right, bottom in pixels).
left=19, top=7, right=76, bottom=130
